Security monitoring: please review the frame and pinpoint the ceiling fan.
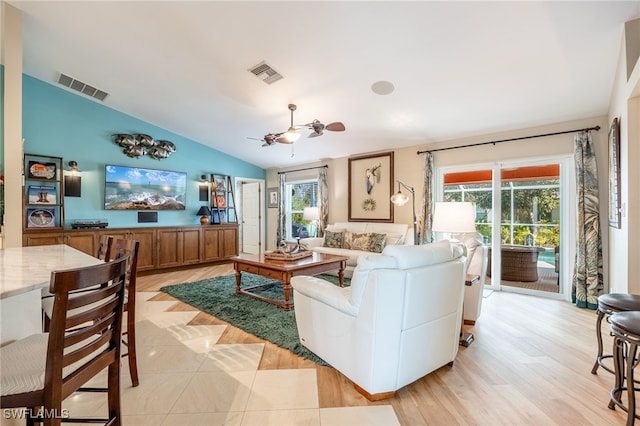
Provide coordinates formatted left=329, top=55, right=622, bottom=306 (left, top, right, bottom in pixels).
left=248, top=104, right=345, bottom=147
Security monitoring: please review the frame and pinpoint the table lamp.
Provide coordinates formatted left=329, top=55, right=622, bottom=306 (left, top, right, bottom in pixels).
left=431, top=201, right=476, bottom=240
left=303, top=206, right=319, bottom=237
left=197, top=205, right=212, bottom=225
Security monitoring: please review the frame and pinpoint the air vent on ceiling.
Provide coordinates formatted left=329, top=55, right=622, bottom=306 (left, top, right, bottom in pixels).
left=248, top=61, right=283, bottom=85
left=57, top=73, right=109, bottom=101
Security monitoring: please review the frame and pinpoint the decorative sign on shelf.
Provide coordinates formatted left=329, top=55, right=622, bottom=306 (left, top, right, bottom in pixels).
left=113, top=134, right=177, bottom=160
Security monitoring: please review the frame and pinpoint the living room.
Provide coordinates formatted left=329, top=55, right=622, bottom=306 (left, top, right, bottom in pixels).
left=2, top=1, right=640, bottom=425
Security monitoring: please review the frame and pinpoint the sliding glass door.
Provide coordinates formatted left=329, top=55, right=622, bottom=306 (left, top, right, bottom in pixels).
left=440, top=156, right=573, bottom=299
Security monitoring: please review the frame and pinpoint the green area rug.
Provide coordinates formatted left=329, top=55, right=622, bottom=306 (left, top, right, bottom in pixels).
left=160, top=273, right=349, bottom=366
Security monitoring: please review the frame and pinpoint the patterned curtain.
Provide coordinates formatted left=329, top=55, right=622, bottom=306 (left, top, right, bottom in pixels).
left=276, top=173, right=286, bottom=244
left=572, top=131, right=604, bottom=309
left=417, top=152, right=435, bottom=244
left=317, top=167, right=329, bottom=237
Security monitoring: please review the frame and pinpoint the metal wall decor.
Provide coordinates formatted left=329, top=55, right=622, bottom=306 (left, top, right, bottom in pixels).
left=113, top=134, right=177, bottom=160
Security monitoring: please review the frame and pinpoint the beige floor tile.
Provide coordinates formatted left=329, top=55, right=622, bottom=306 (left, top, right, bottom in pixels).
left=62, top=390, right=108, bottom=418
left=162, top=411, right=244, bottom=425
left=245, top=369, right=319, bottom=411
left=121, top=372, right=194, bottom=415
left=142, top=311, right=199, bottom=327
left=199, top=343, right=264, bottom=372
left=319, top=406, right=400, bottom=426
left=241, top=409, right=320, bottom=426
left=121, top=414, right=168, bottom=425
left=136, top=343, right=206, bottom=373
left=170, top=371, right=256, bottom=413
left=168, top=324, right=227, bottom=352
left=134, top=300, right=179, bottom=321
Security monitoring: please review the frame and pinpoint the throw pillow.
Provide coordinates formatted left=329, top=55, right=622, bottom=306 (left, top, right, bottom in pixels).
left=323, top=230, right=344, bottom=248
left=345, top=232, right=371, bottom=251
left=368, top=233, right=387, bottom=253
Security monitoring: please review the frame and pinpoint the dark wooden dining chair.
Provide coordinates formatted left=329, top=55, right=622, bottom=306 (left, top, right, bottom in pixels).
left=96, top=234, right=114, bottom=261
left=110, top=238, right=141, bottom=387
left=0, top=256, right=128, bottom=426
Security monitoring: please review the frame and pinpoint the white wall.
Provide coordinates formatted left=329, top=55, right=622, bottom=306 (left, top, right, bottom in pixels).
left=608, top=18, right=640, bottom=294
left=1, top=2, right=23, bottom=248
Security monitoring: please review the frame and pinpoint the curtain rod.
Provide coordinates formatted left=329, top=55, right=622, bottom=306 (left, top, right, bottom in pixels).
left=417, top=125, right=601, bottom=155
left=277, top=164, right=328, bottom=175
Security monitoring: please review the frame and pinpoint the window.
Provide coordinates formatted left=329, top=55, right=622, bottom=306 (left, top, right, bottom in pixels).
left=284, top=180, right=318, bottom=240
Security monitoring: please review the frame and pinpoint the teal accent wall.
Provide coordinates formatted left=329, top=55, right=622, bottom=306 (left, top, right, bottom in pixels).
left=22, top=74, right=265, bottom=228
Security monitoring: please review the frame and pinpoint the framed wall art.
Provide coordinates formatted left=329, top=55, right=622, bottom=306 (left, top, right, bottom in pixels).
left=608, top=117, right=621, bottom=229
left=348, top=151, right=394, bottom=222
left=267, top=187, right=279, bottom=208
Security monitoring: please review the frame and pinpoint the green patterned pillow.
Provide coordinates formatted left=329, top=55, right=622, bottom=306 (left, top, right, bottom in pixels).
left=323, top=230, right=344, bottom=248
left=344, top=232, right=371, bottom=251
left=368, top=233, right=387, bottom=253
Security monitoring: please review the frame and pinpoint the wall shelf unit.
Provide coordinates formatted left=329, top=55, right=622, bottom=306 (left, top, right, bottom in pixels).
left=23, top=153, right=64, bottom=230
left=209, top=173, right=237, bottom=224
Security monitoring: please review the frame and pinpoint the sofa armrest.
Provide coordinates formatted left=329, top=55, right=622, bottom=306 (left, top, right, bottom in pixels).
left=291, top=276, right=358, bottom=316
left=299, top=237, right=324, bottom=249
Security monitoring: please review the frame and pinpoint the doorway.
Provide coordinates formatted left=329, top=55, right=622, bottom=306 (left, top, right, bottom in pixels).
left=439, top=156, right=574, bottom=300
left=236, top=178, right=265, bottom=255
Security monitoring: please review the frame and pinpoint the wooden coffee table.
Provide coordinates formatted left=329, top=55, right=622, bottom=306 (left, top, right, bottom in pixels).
left=232, top=252, right=348, bottom=311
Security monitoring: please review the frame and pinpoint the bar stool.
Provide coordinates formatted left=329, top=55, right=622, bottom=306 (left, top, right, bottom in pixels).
left=608, top=311, right=640, bottom=426
left=592, top=293, right=640, bottom=375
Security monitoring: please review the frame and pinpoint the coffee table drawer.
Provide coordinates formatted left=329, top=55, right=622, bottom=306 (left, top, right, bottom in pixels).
left=260, top=268, right=284, bottom=280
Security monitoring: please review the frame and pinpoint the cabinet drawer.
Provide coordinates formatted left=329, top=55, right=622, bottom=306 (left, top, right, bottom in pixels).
left=241, top=264, right=260, bottom=275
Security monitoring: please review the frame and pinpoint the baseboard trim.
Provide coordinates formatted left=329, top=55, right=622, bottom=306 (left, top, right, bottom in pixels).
left=353, top=383, right=396, bottom=401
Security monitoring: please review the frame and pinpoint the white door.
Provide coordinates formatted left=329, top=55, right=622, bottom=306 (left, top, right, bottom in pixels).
left=241, top=181, right=261, bottom=254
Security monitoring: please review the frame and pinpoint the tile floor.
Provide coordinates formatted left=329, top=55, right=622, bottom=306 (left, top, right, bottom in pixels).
left=2, top=292, right=399, bottom=426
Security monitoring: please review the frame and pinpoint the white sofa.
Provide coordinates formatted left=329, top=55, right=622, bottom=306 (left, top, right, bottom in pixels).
left=291, top=241, right=465, bottom=400
left=300, top=222, right=412, bottom=278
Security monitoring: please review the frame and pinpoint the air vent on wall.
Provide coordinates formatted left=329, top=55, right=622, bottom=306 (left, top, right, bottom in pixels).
left=57, top=73, right=109, bottom=101
left=248, top=61, right=283, bottom=85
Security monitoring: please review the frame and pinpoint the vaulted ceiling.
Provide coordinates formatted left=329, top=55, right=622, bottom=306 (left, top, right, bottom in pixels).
left=8, top=1, right=640, bottom=169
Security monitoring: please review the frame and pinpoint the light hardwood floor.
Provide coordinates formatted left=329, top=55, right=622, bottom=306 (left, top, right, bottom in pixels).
left=138, top=263, right=628, bottom=425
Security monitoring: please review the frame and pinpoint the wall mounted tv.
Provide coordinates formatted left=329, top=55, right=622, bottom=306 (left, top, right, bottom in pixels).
left=105, top=165, right=187, bottom=210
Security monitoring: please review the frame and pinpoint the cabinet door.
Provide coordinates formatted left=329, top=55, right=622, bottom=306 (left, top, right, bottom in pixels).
left=130, top=229, right=156, bottom=271
left=157, top=228, right=181, bottom=268
left=181, top=228, right=202, bottom=265
left=24, top=232, right=64, bottom=246
left=64, top=232, right=96, bottom=256
left=221, top=227, right=238, bottom=258
left=202, top=227, right=221, bottom=261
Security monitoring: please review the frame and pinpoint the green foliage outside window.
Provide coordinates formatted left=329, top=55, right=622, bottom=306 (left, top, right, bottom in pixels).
left=444, top=178, right=560, bottom=248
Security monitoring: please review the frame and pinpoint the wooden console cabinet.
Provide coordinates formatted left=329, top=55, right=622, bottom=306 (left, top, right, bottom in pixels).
left=23, top=224, right=238, bottom=272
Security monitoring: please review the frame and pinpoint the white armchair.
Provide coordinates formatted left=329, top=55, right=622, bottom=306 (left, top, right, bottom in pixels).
left=459, top=233, right=488, bottom=324
left=291, top=240, right=466, bottom=400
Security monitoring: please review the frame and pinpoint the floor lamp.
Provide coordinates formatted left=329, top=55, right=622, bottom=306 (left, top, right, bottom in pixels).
left=390, top=181, right=418, bottom=245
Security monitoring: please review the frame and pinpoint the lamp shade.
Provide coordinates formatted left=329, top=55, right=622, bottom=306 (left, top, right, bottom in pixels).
left=303, top=206, right=319, bottom=221
left=390, top=192, right=410, bottom=206
left=196, top=206, right=211, bottom=216
left=431, top=202, right=476, bottom=233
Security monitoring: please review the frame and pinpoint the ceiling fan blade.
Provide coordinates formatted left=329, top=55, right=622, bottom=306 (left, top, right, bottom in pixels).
left=325, top=122, right=346, bottom=132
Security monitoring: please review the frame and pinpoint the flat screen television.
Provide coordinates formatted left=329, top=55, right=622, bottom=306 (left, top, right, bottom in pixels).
left=105, top=165, right=187, bottom=210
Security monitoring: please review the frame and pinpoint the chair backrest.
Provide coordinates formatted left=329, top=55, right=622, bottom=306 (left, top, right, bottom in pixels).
left=96, top=235, right=114, bottom=261
left=46, top=256, right=128, bottom=403
left=349, top=241, right=463, bottom=308
left=110, top=238, right=140, bottom=310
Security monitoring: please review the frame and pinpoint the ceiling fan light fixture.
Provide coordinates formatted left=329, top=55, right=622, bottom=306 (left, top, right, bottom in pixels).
left=284, top=126, right=300, bottom=143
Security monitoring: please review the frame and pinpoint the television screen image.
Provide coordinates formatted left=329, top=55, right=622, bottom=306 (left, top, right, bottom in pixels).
left=105, top=165, right=187, bottom=210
